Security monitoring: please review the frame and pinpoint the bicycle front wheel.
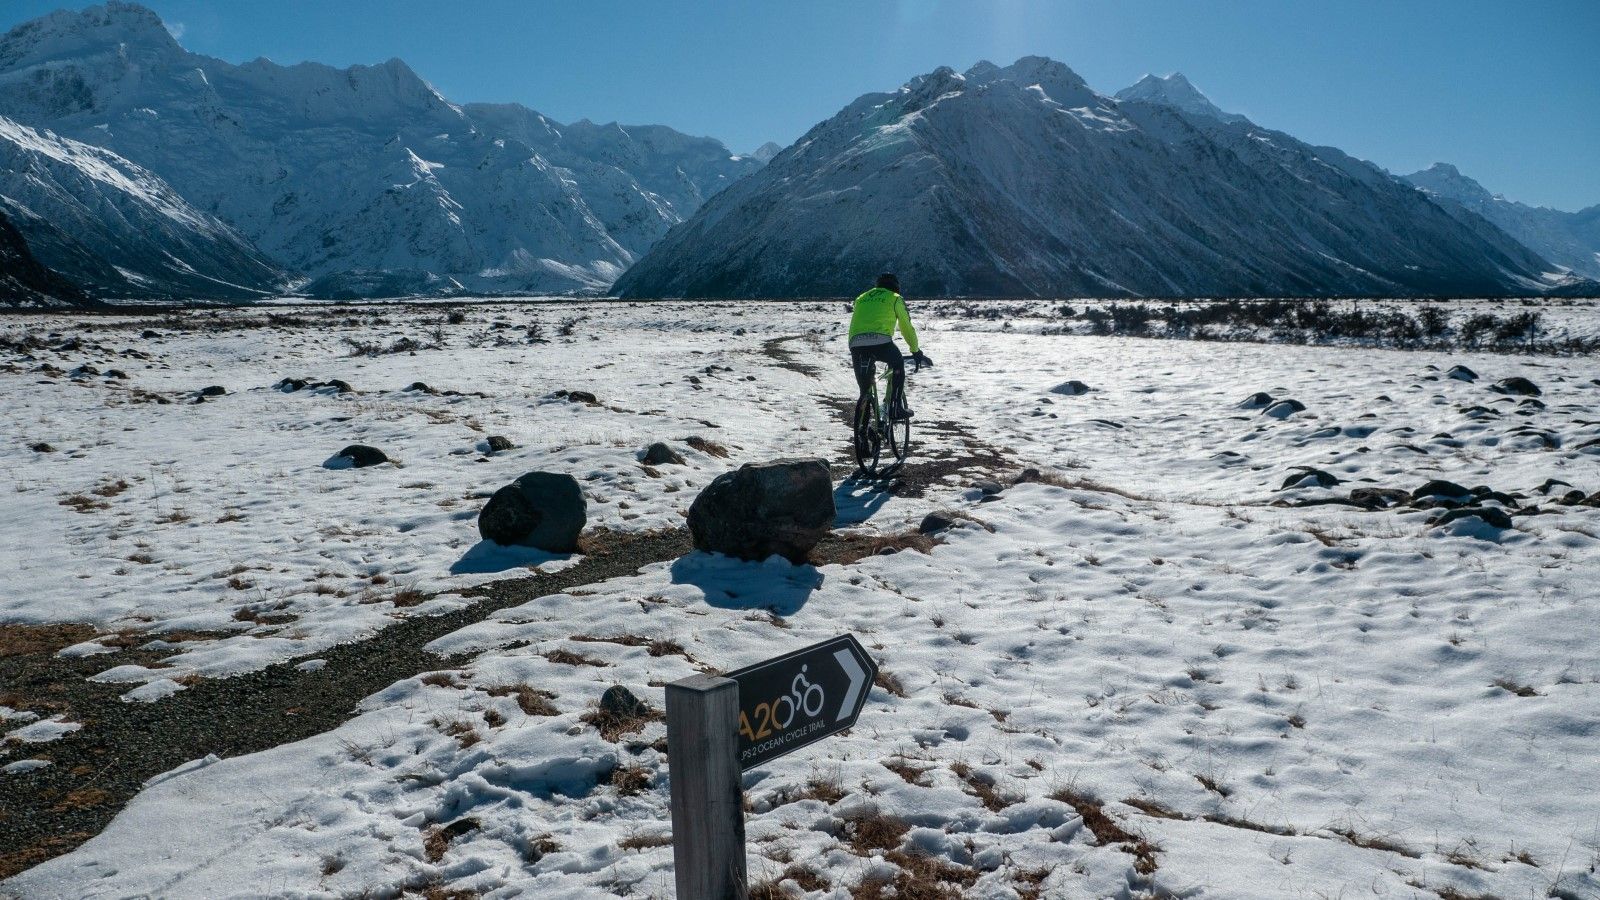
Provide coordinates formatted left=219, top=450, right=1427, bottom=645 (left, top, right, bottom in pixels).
left=884, top=414, right=911, bottom=465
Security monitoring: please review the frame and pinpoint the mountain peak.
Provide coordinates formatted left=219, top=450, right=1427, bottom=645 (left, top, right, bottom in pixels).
left=748, top=141, right=783, bottom=162
left=1402, top=162, right=1494, bottom=204
left=1114, top=72, right=1247, bottom=124
left=0, top=1, right=182, bottom=69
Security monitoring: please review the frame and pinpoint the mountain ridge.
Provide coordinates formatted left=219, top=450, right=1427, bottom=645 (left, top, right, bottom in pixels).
left=616, top=58, right=1558, bottom=299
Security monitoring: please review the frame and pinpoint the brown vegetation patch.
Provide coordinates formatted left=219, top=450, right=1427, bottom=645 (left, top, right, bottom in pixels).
left=950, top=761, right=1010, bottom=812
left=424, top=817, right=480, bottom=863
left=484, top=684, right=558, bottom=717
left=811, top=529, right=941, bottom=565
left=58, top=493, right=108, bottom=513
left=618, top=831, right=673, bottom=851
left=1329, top=826, right=1421, bottom=858
left=841, top=809, right=911, bottom=855
left=685, top=435, right=730, bottom=458
left=751, top=865, right=831, bottom=898
left=545, top=648, right=608, bottom=667
left=884, top=757, right=933, bottom=786
left=610, top=764, right=654, bottom=796
left=0, top=831, right=98, bottom=881
left=0, top=623, right=96, bottom=658
left=1050, top=789, right=1159, bottom=874
left=852, top=850, right=980, bottom=900
left=874, top=669, right=908, bottom=698
left=1491, top=678, right=1541, bottom=697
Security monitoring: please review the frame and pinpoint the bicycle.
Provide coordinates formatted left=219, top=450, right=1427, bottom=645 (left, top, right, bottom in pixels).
left=852, top=353, right=922, bottom=478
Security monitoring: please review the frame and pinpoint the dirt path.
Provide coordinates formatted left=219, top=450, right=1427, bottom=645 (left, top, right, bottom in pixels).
left=0, top=529, right=691, bottom=879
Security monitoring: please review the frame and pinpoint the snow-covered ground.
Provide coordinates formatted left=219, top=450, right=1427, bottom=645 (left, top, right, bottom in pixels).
left=3, top=299, right=1599, bottom=899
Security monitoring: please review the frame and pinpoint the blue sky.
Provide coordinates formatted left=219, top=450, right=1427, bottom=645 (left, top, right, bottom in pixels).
left=5, top=0, right=1597, bottom=210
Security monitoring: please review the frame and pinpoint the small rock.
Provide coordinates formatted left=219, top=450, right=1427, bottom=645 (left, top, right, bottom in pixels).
left=1237, top=392, right=1275, bottom=409
left=1413, top=479, right=1473, bottom=502
left=1535, top=478, right=1572, bottom=495
left=140, top=329, right=160, bottom=339
left=1432, top=506, right=1514, bottom=530
left=1349, top=487, right=1410, bottom=509
left=1014, top=467, right=1042, bottom=484
left=485, top=435, right=515, bottom=453
left=405, top=381, right=436, bottom=394
left=972, top=479, right=1004, bottom=496
left=198, top=385, right=227, bottom=397
left=566, top=390, right=599, bottom=405
left=1280, top=468, right=1340, bottom=490
left=336, top=445, right=388, bottom=468
left=1559, top=490, right=1587, bottom=505
left=325, top=379, right=355, bottom=394
left=70, top=364, right=99, bottom=378
left=599, top=685, right=648, bottom=720
left=1490, top=377, right=1541, bottom=397
left=641, top=442, right=685, bottom=466
left=104, top=369, right=128, bottom=380
left=1445, top=365, right=1478, bottom=382
left=477, top=472, right=587, bottom=552
left=1261, top=399, right=1306, bottom=419
left=919, top=511, right=957, bottom=534
left=29, top=442, right=54, bottom=453
left=1050, top=380, right=1091, bottom=396
left=276, top=378, right=308, bottom=392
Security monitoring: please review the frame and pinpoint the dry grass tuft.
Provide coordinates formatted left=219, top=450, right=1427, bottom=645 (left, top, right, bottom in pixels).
left=950, top=761, right=1010, bottom=812
left=811, top=529, right=941, bottom=565
left=874, top=669, right=908, bottom=698
left=685, top=436, right=730, bottom=458
left=751, top=865, right=831, bottom=899
left=1491, top=677, right=1541, bottom=697
left=851, top=850, right=980, bottom=900
left=841, top=809, right=911, bottom=855
left=0, top=623, right=96, bottom=658
left=610, top=764, right=654, bottom=796
left=581, top=699, right=662, bottom=742
left=423, top=817, right=480, bottom=863
left=617, top=831, right=673, bottom=851
left=545, top=648, right=609, bottom=667
left=486, top=684, right=559, bottom=717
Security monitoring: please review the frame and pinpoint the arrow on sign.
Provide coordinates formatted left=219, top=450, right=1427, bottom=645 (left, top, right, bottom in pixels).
left=833, top=648, right=866, bottom=722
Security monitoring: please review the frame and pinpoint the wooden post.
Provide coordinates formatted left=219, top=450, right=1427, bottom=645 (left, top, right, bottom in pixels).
left=666, top=674, right=747, bottom=900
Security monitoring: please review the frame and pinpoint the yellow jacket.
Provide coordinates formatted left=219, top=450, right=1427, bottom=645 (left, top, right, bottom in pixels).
left=848, top=287, right=919, bottom=353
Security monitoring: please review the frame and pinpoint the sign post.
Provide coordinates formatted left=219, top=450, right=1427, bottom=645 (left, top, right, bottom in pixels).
left=667, top=635, right=878, bottom=899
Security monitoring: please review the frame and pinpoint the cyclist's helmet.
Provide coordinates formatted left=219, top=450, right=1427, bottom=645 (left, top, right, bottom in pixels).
left=875, top=273, right=900, bottom=292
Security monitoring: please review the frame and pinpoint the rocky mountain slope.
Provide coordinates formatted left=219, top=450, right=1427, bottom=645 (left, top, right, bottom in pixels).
left=616, top=58, right=1555, bottom=299
left=1403, top=163, right=1600, bottom=280
left=0, top=2, right=764, bottom=297
left=0, top=206, right=89, bottom=307
left=0, top=114, right=283, bottom=301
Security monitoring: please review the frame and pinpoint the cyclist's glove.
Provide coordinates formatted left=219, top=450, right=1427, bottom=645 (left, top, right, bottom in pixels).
left=913, top=350, right=933, bottom=368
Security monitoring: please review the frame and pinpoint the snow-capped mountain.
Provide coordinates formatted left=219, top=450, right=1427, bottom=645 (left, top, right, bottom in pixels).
left=1403, top=163, right=1600, bottom=280
left=748, top=141, right=784, bottom=163
left=0, top=2, right=765, bottom=297
left=0, top=206, right=89, bottom=307
left=616, top=57, right=1554, bottom=299
left=0, top=114, right=284, bottom=301
left=1113, top=73, right=1246, bottom=124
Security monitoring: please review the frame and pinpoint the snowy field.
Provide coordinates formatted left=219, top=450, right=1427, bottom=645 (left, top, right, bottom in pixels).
left=3, top=299, right=1599, bottom=899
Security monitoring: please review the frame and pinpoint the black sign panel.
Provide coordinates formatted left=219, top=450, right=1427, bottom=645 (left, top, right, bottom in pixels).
left=725, top=634, right=878, bottom=770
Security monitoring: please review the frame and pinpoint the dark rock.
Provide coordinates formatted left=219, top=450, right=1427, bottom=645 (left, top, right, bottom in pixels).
left=477, top=472, right=586, bottom=551
left=566, top=390, right=599, bottom=405
left=276, top=378, right=308, bottom=392
left=1014, top=467, right=1042, bottom=484
left=485, top=435, right=515, bottom=453
left=1050, top=380, right=1091, bottom=396
left=1349, top=487, right=1410, bottom=509
left=1237, top=392, right=1274, bottom=409
left=336, top=444, right=388, bottom=468
left=1412, top=479, right=1473, bottom=502
left=1559, top=490, right=1587, bottom=505
left=140, top=329, right=160, bottom=339
left=198, top=385, right=227, bottom=397
left=28, top=442, right=53, bottom=453
left=687, top=458, right=834, bottom=563
left=1432, top=506, right=1514, bottom=530
left=1536, top=478, right=1573, bottom=495
left=1261, top=399, right=1306, bottom=419
left=70, top=364, right=99, bottom=378
left=1490, top=377, right=1541, bottom=397
left=641, top=442, right=685, bottom=466
left=1445, top=365, right=1478, bottom=382
left=973, top=479, right=1004, bottom=495
left=104, top=369, right=128, bottom=379
left=919, top=511, right=957, bottom=534
left=599, top=685, right=649, bottom=720
left=1280, top=467, right=1340, bottom=490
left=1584, top=492, right=1600, bottom=508
left=405, top=381, right=437, bottom=394
left=325, top=379, right=354, bottom=394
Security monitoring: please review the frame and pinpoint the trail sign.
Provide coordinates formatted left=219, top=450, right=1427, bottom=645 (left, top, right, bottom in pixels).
left=725, top=634, right=878, bottom=770
left=665, top=634, right=879, bottom=898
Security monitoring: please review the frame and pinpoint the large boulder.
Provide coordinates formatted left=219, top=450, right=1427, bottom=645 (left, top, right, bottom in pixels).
left=687, top=458, right=835, bottom=563
left=1491, top=377, right=1541, bottom=397
left=478, top=472, right=587, bottom=551
left=336, top=445, right=388, bottom=468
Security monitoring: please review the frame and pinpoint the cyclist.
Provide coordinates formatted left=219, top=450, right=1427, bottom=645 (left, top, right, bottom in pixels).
left=848, top=273, right=931, bottom=420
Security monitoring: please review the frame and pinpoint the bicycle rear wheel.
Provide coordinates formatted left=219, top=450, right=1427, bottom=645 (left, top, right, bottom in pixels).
left=852, top=395, right=882, bottom=475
